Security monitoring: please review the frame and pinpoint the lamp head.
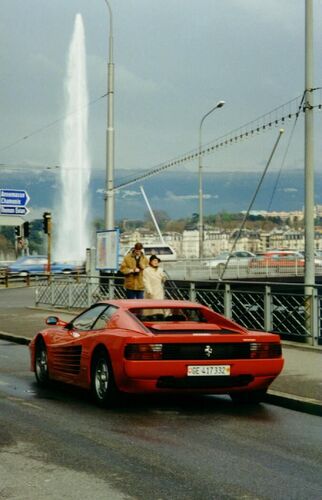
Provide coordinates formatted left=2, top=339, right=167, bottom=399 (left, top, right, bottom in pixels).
left=216, top=100, right=225, bottom=108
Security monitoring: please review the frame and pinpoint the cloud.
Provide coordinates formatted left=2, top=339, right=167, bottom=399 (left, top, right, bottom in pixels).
left=119, top=190, right=141, bottom=198
left=164, top=191, right=218, bottom=201
left=282, top=187, right=298, bottom=193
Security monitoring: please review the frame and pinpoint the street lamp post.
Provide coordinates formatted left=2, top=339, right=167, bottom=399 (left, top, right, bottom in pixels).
left=103, top=0, right=115, bottom=230
left=198, top=100, right=225, bottom=258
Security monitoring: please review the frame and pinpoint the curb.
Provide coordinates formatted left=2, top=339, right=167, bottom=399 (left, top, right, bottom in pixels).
left=267, top=389, right=322, bottom=417
left=0, top=331, right=30, bottom=345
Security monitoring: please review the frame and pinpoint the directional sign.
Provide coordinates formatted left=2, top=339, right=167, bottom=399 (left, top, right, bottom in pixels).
left=0, top=205, right=30, bottom=216
left=0, top=188, right=30, bottom=207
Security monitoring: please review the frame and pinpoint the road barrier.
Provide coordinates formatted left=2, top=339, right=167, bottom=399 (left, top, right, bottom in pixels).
left=34, top=275, right=322, bottom=347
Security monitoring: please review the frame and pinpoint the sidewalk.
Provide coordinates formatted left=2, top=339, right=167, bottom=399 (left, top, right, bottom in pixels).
left=0, top=306, right=321, bottom=415
left=268, top=342, right=322, bottom=415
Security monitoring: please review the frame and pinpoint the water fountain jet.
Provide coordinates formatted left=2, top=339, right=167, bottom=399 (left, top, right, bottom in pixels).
left=54, top=13, right=91, bottom=262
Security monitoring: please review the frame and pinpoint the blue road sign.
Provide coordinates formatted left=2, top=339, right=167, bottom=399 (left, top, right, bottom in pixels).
left=0, top=205, right=30, bottom=216
left=0, top=188, right=30, bottom=207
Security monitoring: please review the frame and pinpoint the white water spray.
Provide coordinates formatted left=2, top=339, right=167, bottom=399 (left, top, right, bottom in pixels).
left=54, top=14, right=91, bottom=262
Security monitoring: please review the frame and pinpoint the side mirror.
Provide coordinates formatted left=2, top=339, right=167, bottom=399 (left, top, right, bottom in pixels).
left=46, top=316, right=68, bottom=327
left=46, top=316, right=59, bottom=325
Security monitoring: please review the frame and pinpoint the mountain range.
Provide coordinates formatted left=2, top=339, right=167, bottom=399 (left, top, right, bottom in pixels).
left=1, top=167, right=320, bottom=222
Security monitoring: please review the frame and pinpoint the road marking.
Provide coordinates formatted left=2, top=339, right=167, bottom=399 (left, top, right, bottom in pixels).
left=6, top=396, right=43, bottom=410
left=21, top=401, right=43, bottom=410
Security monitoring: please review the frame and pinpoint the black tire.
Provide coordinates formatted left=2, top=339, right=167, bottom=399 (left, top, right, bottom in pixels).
left=91, top=349, right=118, bottom=407
left=35, top=339, right=49, bottom=387
left=229, top=389, right=267, bottom=405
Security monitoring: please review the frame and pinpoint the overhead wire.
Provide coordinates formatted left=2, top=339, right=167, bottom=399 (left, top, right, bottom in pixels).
left=215, top=129, right=285, bottom=287
left=263, top=90, right=306, bottom=225
left=0, top=93, right=107, bottom=154
left=115, top=89, right=322, bottom=191
left=1, top=88, right=322, bottom=185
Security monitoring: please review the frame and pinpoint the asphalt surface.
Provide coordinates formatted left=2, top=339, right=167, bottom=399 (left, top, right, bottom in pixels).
left=0, top=287, right=321, bottom=416
left=1, top=340, right=322, bottom=500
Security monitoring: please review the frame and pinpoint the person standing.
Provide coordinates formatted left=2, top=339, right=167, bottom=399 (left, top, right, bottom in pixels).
left=143, top=255, right=166, bottom=299
left=120, top=242, right=148, bottom=299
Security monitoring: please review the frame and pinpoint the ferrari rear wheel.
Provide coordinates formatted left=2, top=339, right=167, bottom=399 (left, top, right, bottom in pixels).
left=229, top=389, right=267, bottom=405
left=91, top=350, right=117, bottom=407
left=35, top=340, right=49, bottom=387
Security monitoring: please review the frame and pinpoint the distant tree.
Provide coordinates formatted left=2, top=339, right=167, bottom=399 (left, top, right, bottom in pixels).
left=164, top=219, right=186, bottom=233
left=92, top=218, right=104, bottom=232
left=268, top=216, right=282, bottom=225
left=248, top=215, right=265, bottom=222
left=0, top=233, right=14, bottom=253
left=28, top=219, right=45, bottom=254
left=143, top=210, right=170, bottom=231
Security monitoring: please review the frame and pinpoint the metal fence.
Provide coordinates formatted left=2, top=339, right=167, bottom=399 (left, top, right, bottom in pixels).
left=35, top=275, right=321, bottom=346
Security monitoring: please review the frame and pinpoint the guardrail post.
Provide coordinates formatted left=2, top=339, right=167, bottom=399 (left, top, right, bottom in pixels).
left=264, top=285, right=272, bottom=331
left=35, top=279, right=39, bottom=305
left=68, top=277, right=73, bottom=309
left=311, top=287, right=318, bottom=347
left=51, top=278, right=55, bottom=306
left=87, top=278, right=93, bottom=307
left=189, top=282, right=196, bottom=302
left=224, top=284, right=232, bottom=319
left=108, top=277, right=115, bottom=299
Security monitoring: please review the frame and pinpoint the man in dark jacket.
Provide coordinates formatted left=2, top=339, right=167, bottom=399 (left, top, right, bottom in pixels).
left=120, top=242, right=149, bottom=298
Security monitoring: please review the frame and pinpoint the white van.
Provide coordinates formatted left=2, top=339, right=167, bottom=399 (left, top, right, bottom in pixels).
left=121, top=243, right=177, bottom=262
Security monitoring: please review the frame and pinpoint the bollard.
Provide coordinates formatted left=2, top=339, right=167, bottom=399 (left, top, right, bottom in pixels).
left=264, top=285, right=272, bottom=332
left=224, top=284, right=232, bottom=319
left=189, top=282, right=196, bottom=302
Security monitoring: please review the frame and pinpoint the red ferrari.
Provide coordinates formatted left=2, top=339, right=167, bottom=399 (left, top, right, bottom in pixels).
left=29, top=300, right=284, bottom=406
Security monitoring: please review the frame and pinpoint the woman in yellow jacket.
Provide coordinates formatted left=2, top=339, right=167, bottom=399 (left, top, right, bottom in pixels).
left=120, top=242, right=148, bottom=299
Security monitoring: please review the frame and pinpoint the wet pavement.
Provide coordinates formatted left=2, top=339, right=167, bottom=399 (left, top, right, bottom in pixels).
left=0, top=304, right=321, bottom=416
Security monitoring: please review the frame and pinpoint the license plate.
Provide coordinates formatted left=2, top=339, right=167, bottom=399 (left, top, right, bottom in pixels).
left=187, top=365, right=230, bottom=376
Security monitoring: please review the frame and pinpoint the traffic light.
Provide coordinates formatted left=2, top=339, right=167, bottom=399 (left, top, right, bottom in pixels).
left=23, top=221, right=30, bottom=238
left=14, top=226, right=21, bottom=237
left=43, top=212, right=51, bottom=234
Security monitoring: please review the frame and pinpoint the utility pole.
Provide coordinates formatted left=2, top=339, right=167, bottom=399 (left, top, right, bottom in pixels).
left=103, top=0, right=115, bottom=231
left=304, top=0, right=316, bottom=344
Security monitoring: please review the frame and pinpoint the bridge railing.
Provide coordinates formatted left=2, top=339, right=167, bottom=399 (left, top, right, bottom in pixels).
left=34, top=275, right=321, bottom=346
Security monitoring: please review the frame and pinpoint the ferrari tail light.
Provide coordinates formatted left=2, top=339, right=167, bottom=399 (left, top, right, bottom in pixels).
left=249, top=342, right=282, bottom=359
left=125, top=344, right=163, bottom=360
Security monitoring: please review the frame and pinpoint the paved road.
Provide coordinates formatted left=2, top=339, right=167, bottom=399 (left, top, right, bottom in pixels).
left=0, top=340, right=322, bottom=500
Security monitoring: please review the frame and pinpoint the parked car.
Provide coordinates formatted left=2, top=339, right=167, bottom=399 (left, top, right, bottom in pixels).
left=29, top=299, right=284, bottom=406
left=204, top=251, right=256, bottom=272
left=248, top=251, right=305, bottom=272
left=6, top=255, right=85, bottom=275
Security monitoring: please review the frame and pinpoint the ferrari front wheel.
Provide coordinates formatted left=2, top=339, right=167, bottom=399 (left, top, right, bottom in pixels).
left=35, top=340, right=49, bottom=387
left=91, top=349, right=117, bottom=407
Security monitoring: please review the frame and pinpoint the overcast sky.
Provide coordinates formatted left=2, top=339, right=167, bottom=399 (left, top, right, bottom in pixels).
left=1, top=0, right=322, bottom=182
